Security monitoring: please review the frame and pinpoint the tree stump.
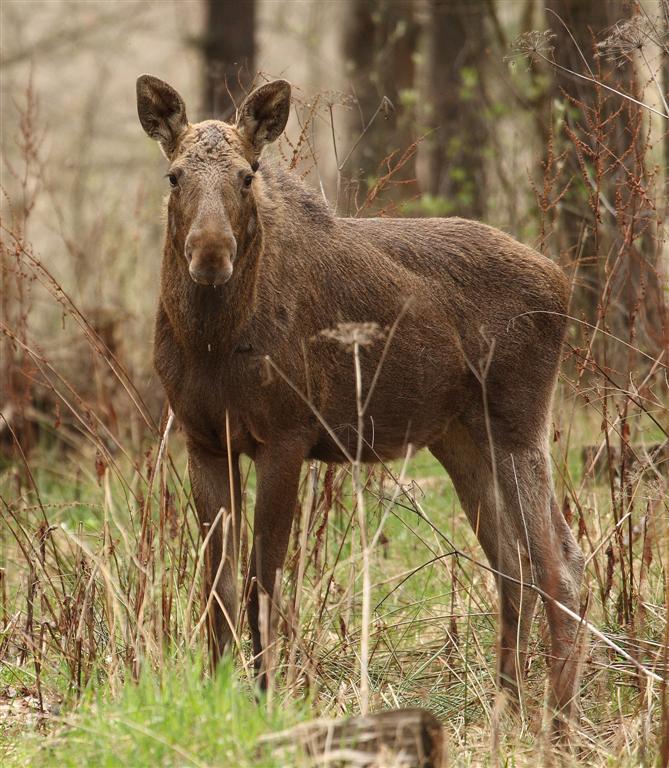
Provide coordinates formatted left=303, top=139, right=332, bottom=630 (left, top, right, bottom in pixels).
left=261, top=707, right=444, bottom=767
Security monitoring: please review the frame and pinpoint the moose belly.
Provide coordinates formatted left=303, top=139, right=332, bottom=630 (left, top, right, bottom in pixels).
left=309, top=384, right=456, bottom=462
left=308, top=402, right=456, bottom=464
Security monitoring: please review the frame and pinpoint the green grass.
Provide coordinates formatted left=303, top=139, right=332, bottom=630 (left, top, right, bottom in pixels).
left=2, top=422, right=667, bottom=767
left=10, top=657, right=307, bottom=768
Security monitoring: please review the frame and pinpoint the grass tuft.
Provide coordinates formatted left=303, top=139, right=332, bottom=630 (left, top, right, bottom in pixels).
left=13, top=655, right=306, bottom=768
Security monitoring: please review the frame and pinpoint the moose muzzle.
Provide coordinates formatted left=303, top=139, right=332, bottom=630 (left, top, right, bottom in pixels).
left=185, top=229, right=237, bottom=286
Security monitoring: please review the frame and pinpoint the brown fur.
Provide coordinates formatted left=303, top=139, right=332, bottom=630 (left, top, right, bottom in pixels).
left=137, top=75, right=585, bottom=733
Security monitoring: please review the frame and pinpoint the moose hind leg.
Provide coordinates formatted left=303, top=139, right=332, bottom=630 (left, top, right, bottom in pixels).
left=430, top=427, right=538, bottom=704
left=497, top=446, right=585, bottom=732
left=498, top=566, right=538, bottom=702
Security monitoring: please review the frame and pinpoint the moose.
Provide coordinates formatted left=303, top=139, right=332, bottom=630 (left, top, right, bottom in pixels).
left=136, top=74, right=585, bottom=732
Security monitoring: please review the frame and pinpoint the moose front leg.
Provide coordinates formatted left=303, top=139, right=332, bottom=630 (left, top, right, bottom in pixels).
left=246, top=440, right=303, bottom=686
left=188, top=441, right=242, bottom=665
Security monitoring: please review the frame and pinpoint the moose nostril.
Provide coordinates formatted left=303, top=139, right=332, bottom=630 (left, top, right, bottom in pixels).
left=184, top=234, right=200, bottom=263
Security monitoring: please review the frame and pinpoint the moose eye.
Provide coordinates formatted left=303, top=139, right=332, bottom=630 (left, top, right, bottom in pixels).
left=167, top=173, right=179, bottom=188
left=243, top=174, right=254, bottom=188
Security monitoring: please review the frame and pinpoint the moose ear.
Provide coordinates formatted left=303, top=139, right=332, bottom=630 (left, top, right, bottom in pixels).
left=236, top=80, right=291, bottom=156
left=136, top=75, right=188, bottom=159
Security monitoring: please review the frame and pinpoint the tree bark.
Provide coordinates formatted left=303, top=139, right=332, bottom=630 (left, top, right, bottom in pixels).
left=202, top=0, right=255, bottom=120
left=422, top=0, right=487, bottom=219
left=549, top=1, right=626, bottom=308
left=549, top=0, right=664, bottom=356
left=261, top=708, right=444, bottom=768
left=342, top=0, right=419, bottom=209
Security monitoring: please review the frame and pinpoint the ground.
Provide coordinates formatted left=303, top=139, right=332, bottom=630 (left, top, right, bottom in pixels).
left=0, top=402, right=666, bottom=767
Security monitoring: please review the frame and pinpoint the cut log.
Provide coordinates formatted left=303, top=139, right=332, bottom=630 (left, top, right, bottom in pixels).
left=260, top=707, right=444, bottom=767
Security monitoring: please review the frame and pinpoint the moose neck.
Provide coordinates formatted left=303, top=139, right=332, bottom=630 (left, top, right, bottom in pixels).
left=160, top=202, right=263, bottom=357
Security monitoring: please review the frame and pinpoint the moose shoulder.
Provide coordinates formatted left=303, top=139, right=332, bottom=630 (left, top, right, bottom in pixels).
left=137, top=75, right=584, bottom=736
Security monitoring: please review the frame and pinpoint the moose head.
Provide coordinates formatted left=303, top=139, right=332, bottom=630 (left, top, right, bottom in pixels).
left=136, top=75, right=291, bottom=286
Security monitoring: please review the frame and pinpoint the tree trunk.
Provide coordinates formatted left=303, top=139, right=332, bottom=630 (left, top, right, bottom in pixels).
left=663, top=2, right=669, bottom=220
left=548, top=0, right=627, bottom=319
left=422, top=0, right=487, bottom=219
left=342, top=0, right=419, bottom=211
left=202, top=0, right=255, bottom=120
left=549, top=0, right=664, bottom=358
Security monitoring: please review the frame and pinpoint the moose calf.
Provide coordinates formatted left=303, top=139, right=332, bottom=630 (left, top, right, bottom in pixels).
left=136, top=75, right=585, bottom=733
